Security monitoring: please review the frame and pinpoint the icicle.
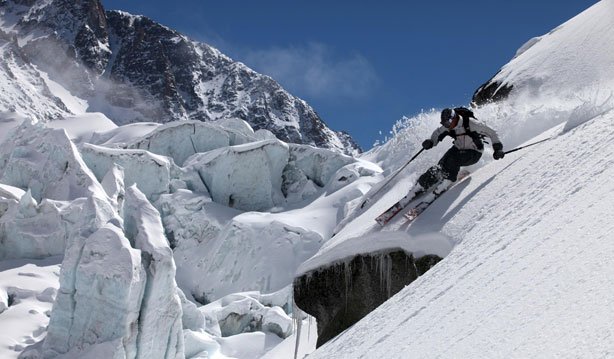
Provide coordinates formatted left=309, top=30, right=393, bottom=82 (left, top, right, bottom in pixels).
left=344, top=262, right=352, bottom=311
left=292, top=293, right=302, bottom=359
left=386, top=254, right=392, bottom=297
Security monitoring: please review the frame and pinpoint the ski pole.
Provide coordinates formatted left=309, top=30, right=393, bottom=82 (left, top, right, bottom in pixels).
left=360, top=148, right=424, bottom=209
left=504, top=137, right=550, bottom=155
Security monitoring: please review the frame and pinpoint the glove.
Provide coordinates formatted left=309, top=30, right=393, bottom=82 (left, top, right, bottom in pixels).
left=422, top=139, right=434, bottom=150
left=493, top=143, right=504, bottom=160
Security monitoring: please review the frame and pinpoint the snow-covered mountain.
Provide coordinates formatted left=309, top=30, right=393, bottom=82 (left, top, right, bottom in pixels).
left=0, top=0, right=360, bottom=155
left=1, top=1, right=613, bottom=359
left=473, top=0, right=614, bottom=105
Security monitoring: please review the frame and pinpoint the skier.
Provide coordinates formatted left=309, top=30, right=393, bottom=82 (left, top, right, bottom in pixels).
left=399, top=107, right=504, bottom=206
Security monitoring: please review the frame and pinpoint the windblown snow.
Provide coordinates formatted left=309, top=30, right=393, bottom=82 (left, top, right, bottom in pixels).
left=2, top=0, right=614, bottom=358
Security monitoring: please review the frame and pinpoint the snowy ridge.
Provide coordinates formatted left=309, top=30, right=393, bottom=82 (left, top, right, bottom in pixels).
left=474, top=0, right=613, bottom=104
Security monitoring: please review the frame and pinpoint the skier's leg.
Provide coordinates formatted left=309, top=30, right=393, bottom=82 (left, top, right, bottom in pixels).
left=436, top=148, right=483, bottom=194
left=417, top=165, right=443, bottom=189
left=434, top=147, right=467, bottom=194
left=458, top=150, right=482, bottom=167
left=438, top=147, right=463, bottom=182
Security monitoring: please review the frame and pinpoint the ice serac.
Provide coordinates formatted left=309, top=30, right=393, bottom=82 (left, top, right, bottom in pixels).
left=80, top=143, right=173, bottom=201
left=183, top=139, right=290, bottom=211
left=42, top=185, right=185, bottom=358
left=126, top=121, right=232, bottom=166
left=0, top=121, right=106, bottom=202
left=199, top=291, right=293, bottom=339
left=125, top=119, right=257, bottom=166
left=42, top=224, right=145, bottom=358
left=123, top=185, right=184, bottom=359
left=294, top=250, right=441, bottom=347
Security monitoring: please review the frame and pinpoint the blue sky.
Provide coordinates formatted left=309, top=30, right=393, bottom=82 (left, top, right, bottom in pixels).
left=102, top=0, right=597, bottom=149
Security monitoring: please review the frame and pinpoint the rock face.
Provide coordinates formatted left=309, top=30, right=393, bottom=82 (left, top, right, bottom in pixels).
left=0, top=0, right=361, bottom=155
left=472, top=76, right=514, bottom=106
left=293, top=250, right=441, bottom=347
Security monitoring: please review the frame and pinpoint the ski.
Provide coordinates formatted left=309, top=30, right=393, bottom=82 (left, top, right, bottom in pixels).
left=403, top=170, right=471, bottom=223
left=375, top=170, right=471, bottom=226
left=403, top=192, right=443, bottom=222
left=375, top=193, right=421, bottom=226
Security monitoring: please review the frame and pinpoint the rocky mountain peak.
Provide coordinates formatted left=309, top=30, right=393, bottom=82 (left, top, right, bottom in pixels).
left=0, top=0, right=361, bottom=155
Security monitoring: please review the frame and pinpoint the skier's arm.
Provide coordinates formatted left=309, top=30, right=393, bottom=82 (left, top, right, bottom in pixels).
left=471, top=121, right=502, bottom=148
left=471, top=121, right=505, bottom=159
left=422, top=126, right=448, bottom=150
left=430, top=126, right=450, bottom=146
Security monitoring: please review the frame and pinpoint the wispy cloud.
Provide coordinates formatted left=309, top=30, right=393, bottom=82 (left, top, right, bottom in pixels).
left=242, top=43, right=379, bottom=101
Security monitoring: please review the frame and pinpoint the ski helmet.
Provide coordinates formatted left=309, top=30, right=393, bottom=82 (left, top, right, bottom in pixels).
left=440, top=108, right=455, bottom=127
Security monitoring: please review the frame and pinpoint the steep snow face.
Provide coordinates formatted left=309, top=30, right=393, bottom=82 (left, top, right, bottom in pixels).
left=474, top=0, right=614, bottom=104
left=308, top=4, right=614, bottom=353
left=309, top=111, right=614, bottom=357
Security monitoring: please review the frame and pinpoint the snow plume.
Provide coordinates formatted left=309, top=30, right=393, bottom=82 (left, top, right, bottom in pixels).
left=561, top=86, right=614, bottom=134
left=365, top=80, right=614, bottom=177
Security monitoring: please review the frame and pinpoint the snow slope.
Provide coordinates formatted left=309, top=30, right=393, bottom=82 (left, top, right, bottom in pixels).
left=483, top=0, right=614, bottom=100
left=305, top=1, right=614, bottom=356
left=309, top=107, right=614, bottom=359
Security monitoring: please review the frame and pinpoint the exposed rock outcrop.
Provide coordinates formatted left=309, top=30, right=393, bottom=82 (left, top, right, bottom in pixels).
left=472, top=75, right=514, bottom=106
left=294, top=250, right=441, bottom=347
